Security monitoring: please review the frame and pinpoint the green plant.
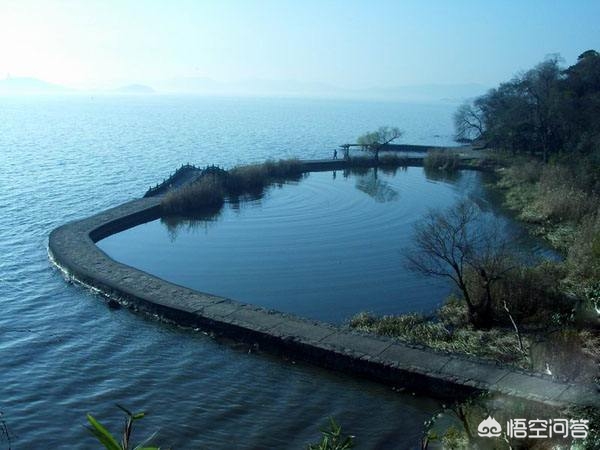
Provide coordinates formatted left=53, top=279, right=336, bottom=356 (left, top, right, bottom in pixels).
left=307, top=418, right=354, bottom=450
left=86, top=405, right=160, bottom=450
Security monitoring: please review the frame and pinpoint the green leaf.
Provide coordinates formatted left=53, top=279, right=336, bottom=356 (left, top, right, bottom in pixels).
left=86, top=414, right=122, bottom=450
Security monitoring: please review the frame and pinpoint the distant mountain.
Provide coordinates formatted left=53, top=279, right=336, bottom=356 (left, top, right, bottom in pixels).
left=113, top=84, right=155, bottom=94
left=0, top=76, right=488, bottom=101
left=154, top=76, right=346, bottom=97
left=0, top=77, right=71, bottom=94
left=153, top=77, right=222, bottom=94
left=153, top=77, right=488, bottom=102
left=357, top=83, right=489, bottom=102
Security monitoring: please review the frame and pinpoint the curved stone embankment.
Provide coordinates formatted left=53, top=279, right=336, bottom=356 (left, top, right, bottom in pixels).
left=48, top=161, right=600, bottom=408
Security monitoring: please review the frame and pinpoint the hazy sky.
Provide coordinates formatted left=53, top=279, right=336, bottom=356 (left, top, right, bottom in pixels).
left=1, top=0, right=599, bottom=89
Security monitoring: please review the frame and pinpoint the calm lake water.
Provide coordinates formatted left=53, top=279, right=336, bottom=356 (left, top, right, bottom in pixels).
left=0, top=95, right=542, bottom=449
left=98, top=167, right=548, bottom=325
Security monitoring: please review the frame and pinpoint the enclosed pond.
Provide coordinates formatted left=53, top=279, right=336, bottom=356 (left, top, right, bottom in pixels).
left=98, top=166, right=551, bottom=324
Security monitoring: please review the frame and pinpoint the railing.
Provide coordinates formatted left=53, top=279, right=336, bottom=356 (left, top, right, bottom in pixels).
left=144, top=163, right=199, bottom=197
left=144, top=163, right=227, bottom=197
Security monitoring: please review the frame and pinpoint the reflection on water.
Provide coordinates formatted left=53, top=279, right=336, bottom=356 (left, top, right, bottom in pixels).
left=354, top=168, right=400, bottom=203
left=99, top=167, right=553, bottom=325
left=423, top=165, right=463, bottom=183
left=161, top=209, right=223, bottom=242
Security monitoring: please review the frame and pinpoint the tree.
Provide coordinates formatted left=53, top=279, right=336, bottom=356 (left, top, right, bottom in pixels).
left=405, top=201, right=513, bottom=328
left=560, top=49, right=600, bottom=155
left=356, top=126, right=403, bottom=161
left=453, top=101, right=484, bottom=142
left=520, top=56, right=564, bottom=162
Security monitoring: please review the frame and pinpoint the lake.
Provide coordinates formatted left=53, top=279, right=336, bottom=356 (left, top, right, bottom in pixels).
left=98, top=167, right=550, bottom=325
left=1, top=95, right=534, bottom=448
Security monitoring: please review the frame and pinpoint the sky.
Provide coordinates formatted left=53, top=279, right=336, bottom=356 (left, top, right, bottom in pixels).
left=0, top=0, right=599, bottom=90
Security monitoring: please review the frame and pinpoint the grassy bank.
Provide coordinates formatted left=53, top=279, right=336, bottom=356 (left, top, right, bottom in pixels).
left=492, top=156, right=600, bottom=294
left=350, top=298, right=531, bottom=368
left=412, top=50, right=600, bottom=448
left=493, top=159, right=597, bottom=252
left=349, top=152, right=600, bottom=382
left=350, top=151, right=600, bottom=384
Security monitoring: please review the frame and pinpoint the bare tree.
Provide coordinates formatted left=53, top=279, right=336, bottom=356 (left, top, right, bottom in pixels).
left=405, top=201, right=514, bottom=328
left=453, top=101, right=484, bottom=142
left=356, top=126, right=403, bottom=161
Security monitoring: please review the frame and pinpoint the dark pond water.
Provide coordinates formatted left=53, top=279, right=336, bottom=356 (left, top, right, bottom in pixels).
left=99, top=167, right=553, bottom=326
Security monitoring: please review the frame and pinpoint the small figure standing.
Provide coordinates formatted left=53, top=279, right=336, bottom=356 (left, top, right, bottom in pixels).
left=333, top=149, right=338, bottom=160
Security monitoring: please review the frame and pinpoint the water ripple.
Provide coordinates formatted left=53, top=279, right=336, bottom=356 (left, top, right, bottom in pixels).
left=0, top=96, right=462, bottom=448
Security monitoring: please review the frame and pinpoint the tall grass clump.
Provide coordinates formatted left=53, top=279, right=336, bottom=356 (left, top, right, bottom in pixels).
left=263, top=158, right=303, bottom=178
left=225, top=163, right=270, bottom=194
left=162, top=173, right=225, bottom=214
left=225, top=158, right=302, bottom=196
left=161, top=158, right=303, bottom=214
left=423, top=150, right=460, bottom=172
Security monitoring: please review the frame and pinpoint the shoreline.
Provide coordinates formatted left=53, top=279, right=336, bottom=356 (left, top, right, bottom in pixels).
left=48, top=159, right=599, bottom=408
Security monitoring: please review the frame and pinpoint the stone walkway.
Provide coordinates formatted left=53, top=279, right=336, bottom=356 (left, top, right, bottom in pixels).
left=48, top=162, right=600, bottom=408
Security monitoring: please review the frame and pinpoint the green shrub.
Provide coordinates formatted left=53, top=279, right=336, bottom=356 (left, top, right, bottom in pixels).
left=307, top=418, right=354, bottom=450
